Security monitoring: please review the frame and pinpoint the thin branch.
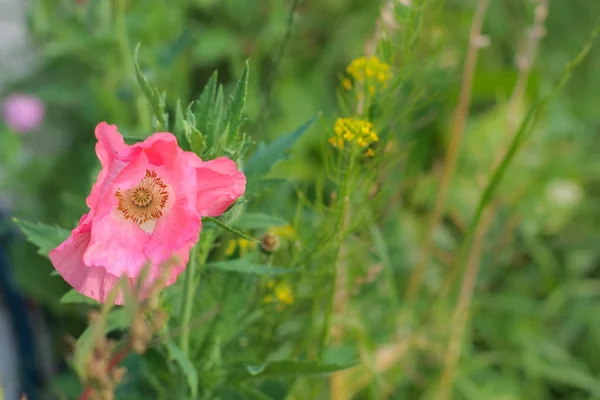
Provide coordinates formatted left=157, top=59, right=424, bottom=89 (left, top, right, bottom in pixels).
left=404, top=0, right=491, bottom=301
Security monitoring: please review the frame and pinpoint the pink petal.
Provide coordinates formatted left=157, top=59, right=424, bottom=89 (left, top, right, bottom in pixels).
left=133, top=132, right=179, bottom=166
left=86, top=123, right=141, bottom=210
left=143, top=136, right=202, bottom=282
left=49, top=214, right=127, bottom=304
left=83, top=151, right=153, bottom=279
left=194, top=157, right=246, bottom=217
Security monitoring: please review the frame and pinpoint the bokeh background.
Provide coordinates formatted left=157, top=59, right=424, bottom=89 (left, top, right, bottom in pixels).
left=1, top=0, right=600, bottom=399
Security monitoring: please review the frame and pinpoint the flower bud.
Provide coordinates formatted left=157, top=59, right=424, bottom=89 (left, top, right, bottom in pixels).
left=260, top=233, right=280, bottom=254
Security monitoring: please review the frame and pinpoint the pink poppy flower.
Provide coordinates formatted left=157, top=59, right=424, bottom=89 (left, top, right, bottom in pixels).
left=49, top=122, right=246, bottom=304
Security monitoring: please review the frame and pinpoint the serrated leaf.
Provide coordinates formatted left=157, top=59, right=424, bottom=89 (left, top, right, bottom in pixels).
left=195, top=71, right=218, bottom=134
left=215, top=122, right=231, bottom=151
left=134, top=44, right=167, bottom=131
left=166, top=341, right=198, bottom=397
left=231, top=213, right=289, bottom=230
left=60, top=289, right=100, bottom=305
left=13, top=219, right=70, bottom=258
left=185, top=102, right=207, bottom=154
left=205, top=259, right=292, bottom=275
left=191, top=127, right=207, bottom=155
left=228, top=61, right=249, bottom=135
left=209, top=84, right=225, bottom=139
left=241, top=360, right=359, bottom=380
left=244, top=115, right=319, bottom=187
left=174, top=100, right=188, bottom=148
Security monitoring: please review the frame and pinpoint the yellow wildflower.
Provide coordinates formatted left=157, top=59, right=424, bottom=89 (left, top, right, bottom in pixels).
left=268, top=224, right=296, bottom=240
left=328, top=117, right=379, bottom=155
left=345, top=56, right=393, bottom=94
left=274, top=282, right=294, bottom=305
left=342, top=78, right=352, bottom=90
left=263, top=280, right=295, bottom=307
left=224, top=238, right=257, bottom=257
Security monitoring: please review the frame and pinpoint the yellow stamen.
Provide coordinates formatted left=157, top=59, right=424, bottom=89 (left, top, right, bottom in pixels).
left=115, top=170, right=169, bottom=232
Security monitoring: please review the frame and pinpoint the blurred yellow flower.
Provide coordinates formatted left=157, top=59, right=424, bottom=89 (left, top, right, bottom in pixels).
left=342, top=78, right=352, bottom=90
left=329, top=117, right=379, bottom=156
left=345, top=56, right=393, bottom=91
left=263, top=280, right=295, bottom=306
left=268, top=224, right=296, bottom=239
left=224, top=238, right=257, bottom=257
left=274, top=282, right=294, bottom=305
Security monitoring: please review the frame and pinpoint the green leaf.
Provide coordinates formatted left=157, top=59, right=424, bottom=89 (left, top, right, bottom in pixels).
left=237, top=385, right=275, bottom=400
left=244, top=115, right=319, bottom=186
left=60, top=289, right=100, bottom=305
left=231, top=213, right=289, bottom=230
left=205, top=259, right=292, bottom=275
left=13, top=219, right=70, bottom=258
left=174, top=100, right=188, bottom=148
left=209, top=84, right=225, bottom=139
left=241, top=360, right=359, bottom=380
left=186, top=102, right=206, bottom=154
left=134, top=44, right=168, bottom=131
left=195, top=71, right=218, bottom=135
left=228, top=61, right=249, bottom=135
left=166, top=341, right=199, bottom=397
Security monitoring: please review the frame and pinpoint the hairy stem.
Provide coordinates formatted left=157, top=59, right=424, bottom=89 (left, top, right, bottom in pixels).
left=320, top=150, right=355, bottom=356
left=436, top=3, right=550, bottom=397
left=179, top=230, right=215, bottom=356
left=79, top=342, right=132, bottom=400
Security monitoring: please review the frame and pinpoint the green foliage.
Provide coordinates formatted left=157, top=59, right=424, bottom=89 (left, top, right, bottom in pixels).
left=240, top=360, right=359, bottom=380
left=134, top=44, right=169, bottom=133
left=60, top=289, right=100, bottom=305
left=205, top=259, right=292, bottom=276
left=13, top=219, right=69, bottom=258
left=166, top=341, right=199, bottom=397
left=244, top=115, right=319, bottom=193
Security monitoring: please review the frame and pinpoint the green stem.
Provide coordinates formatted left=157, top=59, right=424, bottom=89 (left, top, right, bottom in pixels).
left=319, top=149, right=356, bottom=355
left=115, top=0, right=151, bottom=132
left=179, top=245, right=197, bottom=356
left=204, top=216, right=259, bottom=244
left=179, top=231, right=215, bottom=356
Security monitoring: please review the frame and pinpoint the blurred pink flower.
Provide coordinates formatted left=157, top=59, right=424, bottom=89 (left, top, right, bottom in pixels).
left=2, top=94, right=45, bottom=133
left=49, top=122, right=246, bottom=303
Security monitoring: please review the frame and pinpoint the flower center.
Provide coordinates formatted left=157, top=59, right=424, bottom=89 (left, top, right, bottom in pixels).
left=115, top=170, right=169, bottom=227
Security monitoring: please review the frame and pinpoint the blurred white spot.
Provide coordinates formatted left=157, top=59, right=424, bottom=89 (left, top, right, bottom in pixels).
left=472, top=34, right=491, bottom=49
left=546, top=179, right=583, bottom=207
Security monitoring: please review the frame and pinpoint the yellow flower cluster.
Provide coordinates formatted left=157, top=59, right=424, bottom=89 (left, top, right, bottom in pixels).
left=264, top=280, right=295, bottom=306
left=343, top=56, right=393, bottom=93
left=224, top=238, right=256, bottom=257
left=328, top=118, right=379, bottom=155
